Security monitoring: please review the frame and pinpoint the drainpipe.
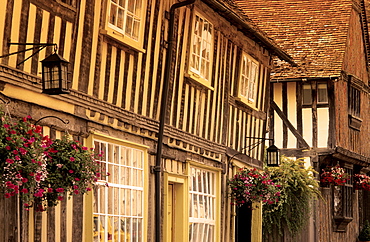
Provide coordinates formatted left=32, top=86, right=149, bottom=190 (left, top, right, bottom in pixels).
left=154, top=0, right=195, bottom=241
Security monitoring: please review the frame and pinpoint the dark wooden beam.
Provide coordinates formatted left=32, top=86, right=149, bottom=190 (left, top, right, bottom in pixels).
left=270, top=101, right=310, bottom=148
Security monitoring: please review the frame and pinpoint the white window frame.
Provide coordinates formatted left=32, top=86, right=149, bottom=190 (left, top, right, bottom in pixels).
left=189, top=167, right=216, bottom=242
left=108, top=0, right=142, bottom=41
left=239, top=53, right=259, bottom=104
left=93, top=139, right=145, bottom=242
left=189, top=12, right=214, bottom=87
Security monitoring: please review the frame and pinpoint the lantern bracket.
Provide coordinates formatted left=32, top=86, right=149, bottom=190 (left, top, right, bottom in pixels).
left=34, top=115, right=69, bottom=126
left=0, top=42, right=57, bottom=67
left=228, top=137, right=279, bottom=167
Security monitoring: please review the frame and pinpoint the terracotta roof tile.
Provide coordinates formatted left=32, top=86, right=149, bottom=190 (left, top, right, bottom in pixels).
left=235, top=0, right=353, bottom=79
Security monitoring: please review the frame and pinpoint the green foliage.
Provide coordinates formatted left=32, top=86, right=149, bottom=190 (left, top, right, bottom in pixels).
left=359, top=220, right=370, bottom=241
left=262, top=156, right=321, bottom=238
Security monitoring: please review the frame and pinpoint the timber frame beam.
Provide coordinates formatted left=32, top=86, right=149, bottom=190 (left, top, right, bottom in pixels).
left=270, top=101, right=310, bottom=149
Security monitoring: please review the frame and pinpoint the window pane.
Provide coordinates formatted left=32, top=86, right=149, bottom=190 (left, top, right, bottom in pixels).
left=317, top=83, right=328, bottom=104
left=189, top=167, right=216, bottom=242
left=302, top=84, right=312, bottom=105
left=94, top=140, right=144, bottom=242
left=109, top=0, right=141, bottom=41
left=191, top=14, right=213, bottom=81
left=110, top=4, right=117, bottom=25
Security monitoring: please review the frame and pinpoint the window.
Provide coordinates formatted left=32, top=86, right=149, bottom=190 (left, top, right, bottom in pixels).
left=333, top=166, right=353, bottom=231
left=317, top=83, right=328, bottom=104
left=239, top=53, right=259, bottom=104
left=349, top=86, right=360, bottom=117
left=302, top=82, right=328, bottom=106
left=189, top=14, right=213, bottom=83
left=93, top=140, right=145, bottom=242
left=189, top=167, right=216, bottom=242
left=108, top=0, right=142, bottom=41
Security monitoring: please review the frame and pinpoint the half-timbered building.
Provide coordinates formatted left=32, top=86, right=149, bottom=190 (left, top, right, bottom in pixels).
left=236, top=0, right=370, bottom=241
left=0, top=0, right=292, bottom=241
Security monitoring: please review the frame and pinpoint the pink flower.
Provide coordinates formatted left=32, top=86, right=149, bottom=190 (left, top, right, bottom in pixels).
left=69, top=170, right=74, bottom=174
left=34, top=190, right=43, bottom=197
left=73, top=185, right=78, bottom=189
left=56, top=164, right=63, bottom=168
left=6, top=158, right=14, bottom=164
left=15, top=156, right=20, bottom=161
left=21, top=178, right=28, bottom=183
left=57, top=196, right=64, bottom=201
left=19, top=148, right=27, bottom=155
left=12, top=150, right=18, bottom=155
left=75, top=178, right=80, bottom=181
left=70, top=157, right=75, bottom=162
left=21, top=188, right=28, bottom=193
left=5, top=146, right=10, bottom=150
left=6, top=137, right=11, bottom=141
left=74, top=190, right=79, bottom=194
left=86, top=187, right=92, bottom=191
left=48, top=188, right=53, bottom=193
left=4, top=193, right=11, bottom=198
left=56, top=188, right=65, bottom=193
left=3, top=124, right=10, bottom=128
left=82, top=147, right=88, bottom=151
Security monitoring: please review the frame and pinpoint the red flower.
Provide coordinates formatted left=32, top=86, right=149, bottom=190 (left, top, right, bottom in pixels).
left=6, top=158, right=14, bottom=164
left=57, top=196, right=64, bottom=201
left=4, top=193, right=11, bottom=198
left=21, top=188, right=28, bottom=193
left=56, top=188, right=65, bottom=193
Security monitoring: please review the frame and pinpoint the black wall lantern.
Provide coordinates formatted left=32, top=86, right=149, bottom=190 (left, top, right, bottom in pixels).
left=41, top=53, right=70, bottom=95
left=0, top=42, right=70, bottom=95
left=231, top=137, right=280, bottom=167
left=266, top=144, right=279, bottom=167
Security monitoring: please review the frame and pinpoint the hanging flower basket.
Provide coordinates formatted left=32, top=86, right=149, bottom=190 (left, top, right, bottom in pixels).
left=228, top=167, right=281, bottom=207
left=353, top=174, right=370, bottom=191
left=320, top=165, right=349, bottom=186
left=0, top=113, right=101, bottom=211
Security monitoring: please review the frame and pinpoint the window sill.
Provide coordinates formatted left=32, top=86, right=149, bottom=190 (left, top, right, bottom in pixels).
left=348, top=114, right=362, bottom=131
left=235, top=97, right=258, bottom=111
left=100, top=28, right=146, bottom=54
left=185, top=72, right=214, bottom=91
left=333, top=216, right=352, bottom=232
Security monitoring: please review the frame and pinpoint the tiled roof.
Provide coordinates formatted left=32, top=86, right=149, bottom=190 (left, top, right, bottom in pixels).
left=202, top=0, right=295, bottom=64
left=235, top=0, right=354, bottom=79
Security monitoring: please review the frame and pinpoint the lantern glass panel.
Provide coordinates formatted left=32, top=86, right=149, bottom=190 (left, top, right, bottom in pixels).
left=61, top=64, right=68, bottom=90
left=266, top=145, right=279, bottom=167
left=51, top=65, right=60, bottom=89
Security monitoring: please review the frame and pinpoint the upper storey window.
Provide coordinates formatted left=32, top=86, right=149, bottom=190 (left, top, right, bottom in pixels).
left=238, top=53, right=259, bottom=106
left=104, top=0, right=146, bottom=51
left=189, top=13, right=213, bottom=87
left=109, top=0, right=142, bottom=41
left=302, top=82, right=328, bottom=106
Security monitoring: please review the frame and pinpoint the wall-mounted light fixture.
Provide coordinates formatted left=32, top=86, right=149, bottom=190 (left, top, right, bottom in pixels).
left=41, top=53, right=70, bottom=95
left=0, top=42, right=70, bottom=95
left=231, top=137, right=280, bottom=167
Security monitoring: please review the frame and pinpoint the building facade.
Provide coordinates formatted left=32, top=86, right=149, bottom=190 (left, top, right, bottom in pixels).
left=0, top=0, right=292, bottom=241
left=236, top=0, right=370, bottom=241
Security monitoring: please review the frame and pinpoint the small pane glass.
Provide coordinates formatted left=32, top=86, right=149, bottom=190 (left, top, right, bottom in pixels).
left=302, top=84, right=312, bottom=105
